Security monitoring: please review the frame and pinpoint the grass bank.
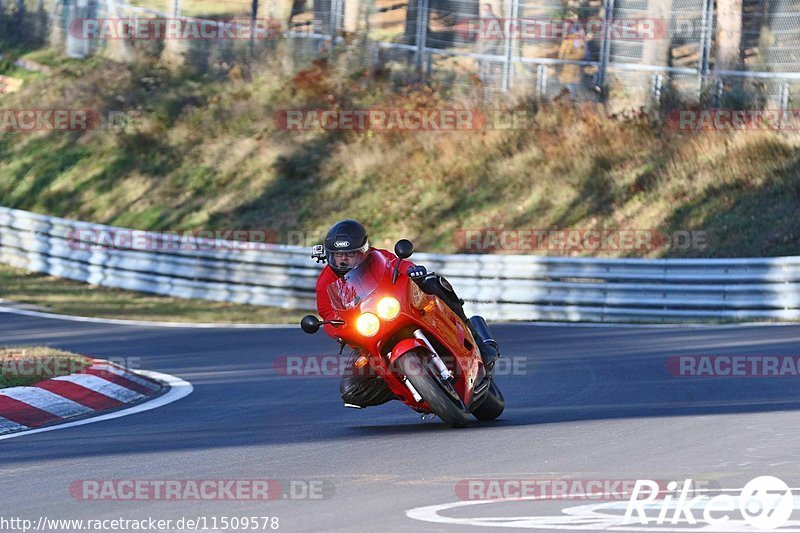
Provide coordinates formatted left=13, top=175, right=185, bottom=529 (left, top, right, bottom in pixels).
left=0, top=346, right=92, bottom=388
left=0, top=45, right=798, bottom=261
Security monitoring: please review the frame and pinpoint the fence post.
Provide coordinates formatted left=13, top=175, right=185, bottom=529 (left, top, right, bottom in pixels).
left=65, top=0, right=90, bottom=58
left=596, top=0, right=615, bottom=93
left=651, top=73, right=663, bottom=104
left=249, top=0, right=259, bottom=58
left=536, top=63, right=547, bottom=99
left=697, top=0, right=713, bottom=97
left=329, top=0, right=342, bottom=40
left=14, top=0, right=25, bottom=42
left=714, top=77, right=723, bottom=106
left=780, top=81, right=789, bottom=112
left=172, top=0, right=179, bottom=17
left=414, top=0, right=428, bottom=77
left=500, top=0, right=518, bottom=92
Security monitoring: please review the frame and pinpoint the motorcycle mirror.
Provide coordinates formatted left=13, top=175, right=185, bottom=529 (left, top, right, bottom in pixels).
left=300, top=315, right=321, bottom=334
left=394, top=239, right=414, bottom=259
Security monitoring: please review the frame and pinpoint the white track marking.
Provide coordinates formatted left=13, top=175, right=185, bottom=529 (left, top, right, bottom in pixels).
left=0, top=416, right=27, bottom=432
left=407, top=494, right=800, bottom=531
left=510, top=321, right=799, bottom=328
left=0, top=370, right=192, bottom=441
left=88, top=363, right=161, bottom=391
left=0, top=306, right=296, bottom=329
left=0, top=387, right=93, bottom=417
left=51, top=374, right=145, bottom=403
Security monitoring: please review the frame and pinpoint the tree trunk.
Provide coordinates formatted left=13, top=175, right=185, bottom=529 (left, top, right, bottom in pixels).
left=641, top=0, right=672, bottom=68
left=716, top=0, right=742, bottom=70
left=342, top=0, right=362, bottom=33
left=628, top=0, right=673, bottom=109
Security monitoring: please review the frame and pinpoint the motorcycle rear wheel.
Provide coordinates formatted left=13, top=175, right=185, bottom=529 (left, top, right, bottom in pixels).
left=398, top=349, right=471, bottom=428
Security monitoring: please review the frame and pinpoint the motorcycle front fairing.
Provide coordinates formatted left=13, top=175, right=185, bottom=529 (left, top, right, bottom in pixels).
left=326, top=250, right=484, bottom=409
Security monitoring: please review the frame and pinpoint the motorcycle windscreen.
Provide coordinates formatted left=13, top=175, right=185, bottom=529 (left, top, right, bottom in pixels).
left=326, top=251, right=389, bottom=311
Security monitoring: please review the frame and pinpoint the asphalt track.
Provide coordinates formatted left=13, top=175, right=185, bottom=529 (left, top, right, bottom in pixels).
left=3, top=311, right=800, bottom=532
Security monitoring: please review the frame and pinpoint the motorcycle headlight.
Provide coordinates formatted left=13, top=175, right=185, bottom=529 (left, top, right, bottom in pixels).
left=356, top=313, right=380, bottom=337
left=376, top=297, right=400, bottom=320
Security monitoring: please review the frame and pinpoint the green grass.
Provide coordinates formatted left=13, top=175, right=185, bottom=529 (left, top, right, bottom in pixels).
left=0, top=346, right=92, bottom=388
left=0, top=263, right=304, bottom=323
left=0, top=58, right=41, bottom=80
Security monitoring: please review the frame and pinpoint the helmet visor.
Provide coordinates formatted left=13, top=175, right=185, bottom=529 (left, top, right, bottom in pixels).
left=327, top=242, right=369, bottom=275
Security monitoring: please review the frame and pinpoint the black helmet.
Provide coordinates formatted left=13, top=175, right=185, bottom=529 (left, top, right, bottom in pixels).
left=324, top=220, right=370, bottom=276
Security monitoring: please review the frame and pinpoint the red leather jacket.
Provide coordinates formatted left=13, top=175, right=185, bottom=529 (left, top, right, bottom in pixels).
left=315, top=247, right=415, bottom=338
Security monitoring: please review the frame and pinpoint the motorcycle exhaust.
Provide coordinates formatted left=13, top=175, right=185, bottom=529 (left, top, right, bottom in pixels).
left=469, top=316, right=499, bottom=371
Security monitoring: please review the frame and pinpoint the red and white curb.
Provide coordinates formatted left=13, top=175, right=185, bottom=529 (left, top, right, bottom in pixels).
left=0, top=359, right=188, bottom=438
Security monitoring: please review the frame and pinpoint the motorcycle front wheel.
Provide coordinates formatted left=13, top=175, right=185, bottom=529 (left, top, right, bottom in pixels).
left=397, top=349, right=471, bottom=428
left=470, top=378, right=505, bottom=421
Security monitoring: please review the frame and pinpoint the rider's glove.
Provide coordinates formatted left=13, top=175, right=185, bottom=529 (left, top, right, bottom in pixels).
left=407, top=265, right=427, bottom=280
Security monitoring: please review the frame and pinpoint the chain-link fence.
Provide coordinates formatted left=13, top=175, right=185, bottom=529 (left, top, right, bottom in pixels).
left=709, top=0, right=800, bottom=110
left=3, top=0, right=800, bottom=109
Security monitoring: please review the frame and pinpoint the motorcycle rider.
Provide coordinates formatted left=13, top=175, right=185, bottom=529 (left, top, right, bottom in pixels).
left=314, top=219, right=478, bottom=409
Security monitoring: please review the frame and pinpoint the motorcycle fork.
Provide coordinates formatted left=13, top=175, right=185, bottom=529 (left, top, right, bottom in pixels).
left=413, top=329, right=453, bottom=381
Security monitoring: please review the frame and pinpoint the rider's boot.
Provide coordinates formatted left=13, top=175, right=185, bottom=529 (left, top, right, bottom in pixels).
left=468, top=315, right=500, bottom=374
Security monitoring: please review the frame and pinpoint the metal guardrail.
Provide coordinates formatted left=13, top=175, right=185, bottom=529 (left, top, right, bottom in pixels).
left=1, top=206, right=799, bottom=322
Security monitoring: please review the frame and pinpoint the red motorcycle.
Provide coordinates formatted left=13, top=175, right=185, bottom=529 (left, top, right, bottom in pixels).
left=300, top=240, right=504, bottom=427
